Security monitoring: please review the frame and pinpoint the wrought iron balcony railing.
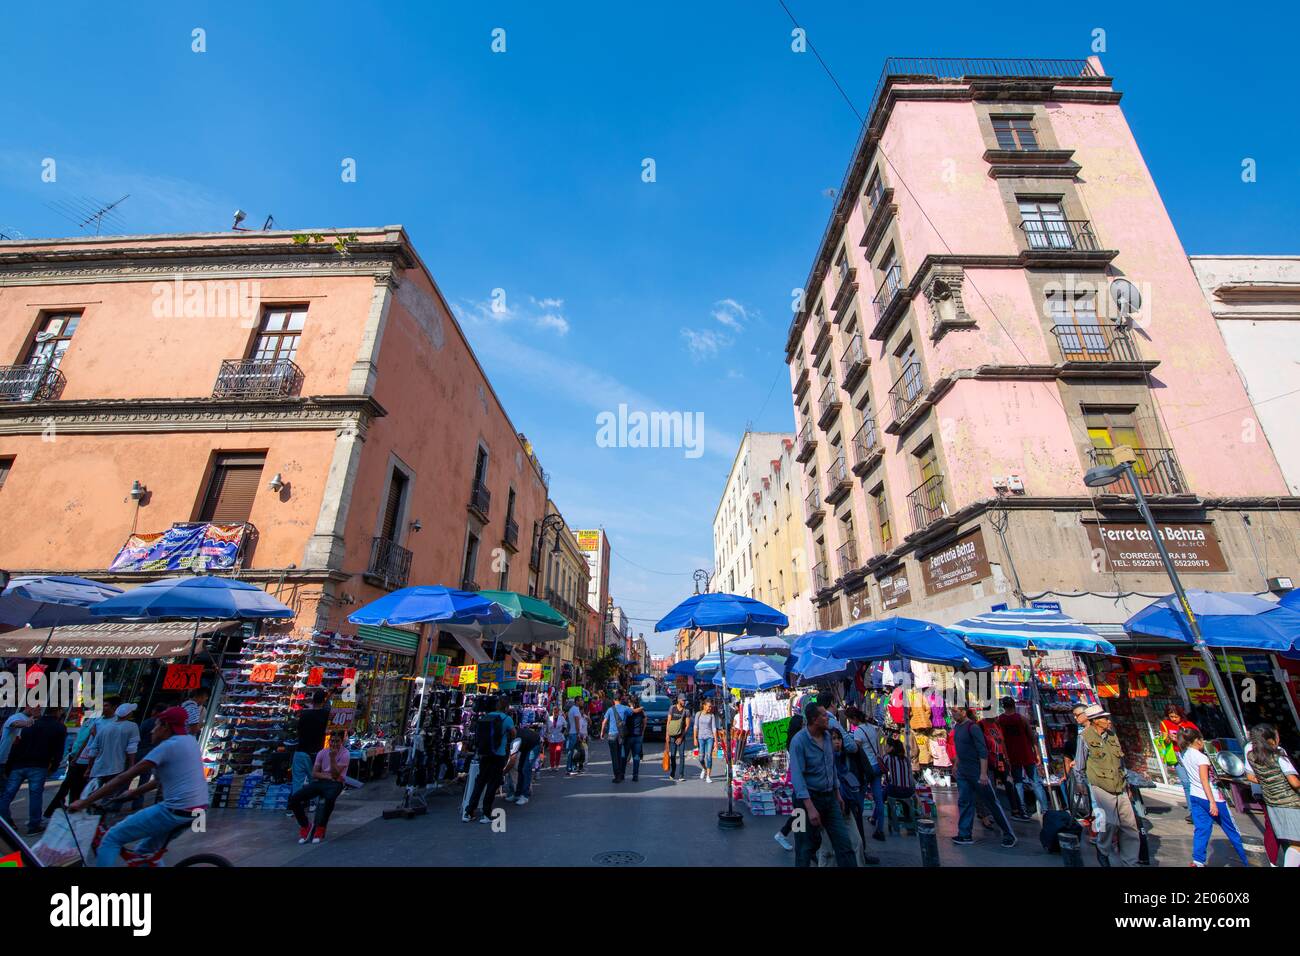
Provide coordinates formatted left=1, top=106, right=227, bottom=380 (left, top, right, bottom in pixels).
left=836, top=538, right=859, bottom=578
left=812, top=560, right=830, bottom=592
left=888, top=361, right=926, bottom=425
left=0, top=363, right=66, bottom=402
left=504, top=517, right=519, bottom=550
left=817, top=380, right=842, bottom=429
left=872, top=264, right=905, bottom=321
left=907, top=474, right=948, bottom=531
left=367, top=536, right=412, bottom=590
left=1019, top=219, right=1100, bottom=252
left=825, top=454, right=851, bottom=505
left=468, top=480, right=491, bottom=519
left=212, top=358, right=304, bottom=399
left=840, top=334, right=868, bottom=387
left=1086, top=446, right=1188, bottom=497
left=1051, top=324, right=1141, bottom=363
left=852, top=417, right=882, bottom=472
left=804, top=485, right=824, bottom=526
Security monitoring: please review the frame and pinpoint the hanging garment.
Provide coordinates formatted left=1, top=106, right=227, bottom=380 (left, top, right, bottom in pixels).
left=911, top=662, right=933, bottom=689
left=909, top=690, right=932, bottom=730
left=929, top=731, right=951, bottom=768
left=888, top=687, right=906, bottom=725
left=928, top=691, right=946, bottom=728
left=915, top=731, right=932, bottom=765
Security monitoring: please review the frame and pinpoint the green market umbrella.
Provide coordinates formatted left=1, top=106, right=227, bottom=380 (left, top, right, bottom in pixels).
left=442, top=590, right=568, bottom=648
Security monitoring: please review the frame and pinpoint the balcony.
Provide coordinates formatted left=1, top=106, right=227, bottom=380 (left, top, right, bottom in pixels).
left=831, top=266, right=858, bottom=320
left=871, top=264, right=907, bottom=333
left=0, top=363, right=66, bottom=402
left=211, top=358, right=304, bottom=399
left=804, top=485, right=825, bottom=528
left=1087, top=446, right=1190, bottom=497
left=812, top=560, right=831, bottom=593
left=1018, top=219, right=1116, bottom=268
left=796, top=421, right=818, bottom=464
left=851, top=418, right=884, bottom=476
left=529, top=538, right=543, bottom=571
left=792, top=356, right=811, bottom=400
left=810, top=313, right=833, bottom=358
left=816, top=380, right=843, bottom=431
left=503, top=517, right=520, bottom=552
left=907, top=475, right=949, bottom=532
left=367, top=536, right=412, bottom=590
left=1051, top=324, right=1159, bottom=378
left=887, top=361, right=927, bottom=431
left=836, top=538, right=859, bottom=578
left=840, top=334, right=869, bottom=390
left=824, top=454, right=852, bottom=505
left=468, top=480, right=491, bottom=521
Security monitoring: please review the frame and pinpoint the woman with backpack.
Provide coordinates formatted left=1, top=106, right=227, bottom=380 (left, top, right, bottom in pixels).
left=845, top=706, right=886, bottom=842
left=1244, top=723, right=1300, bottom=867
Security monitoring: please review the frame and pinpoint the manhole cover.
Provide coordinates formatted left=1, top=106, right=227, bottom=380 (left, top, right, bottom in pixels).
left=592, top=850, right=645, bottom=866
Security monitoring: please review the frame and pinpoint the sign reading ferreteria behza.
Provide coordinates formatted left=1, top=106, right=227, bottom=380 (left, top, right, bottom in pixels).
left=920, top=527, right=993, bottom=596
left=1086, top=521, right=1229, bottom=574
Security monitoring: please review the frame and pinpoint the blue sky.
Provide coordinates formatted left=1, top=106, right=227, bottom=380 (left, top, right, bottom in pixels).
left=3, top=2, right=1297, bottom=652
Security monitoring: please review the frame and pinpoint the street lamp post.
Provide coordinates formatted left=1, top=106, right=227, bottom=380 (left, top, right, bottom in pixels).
left=1085, top=448, right=1246, bottom=745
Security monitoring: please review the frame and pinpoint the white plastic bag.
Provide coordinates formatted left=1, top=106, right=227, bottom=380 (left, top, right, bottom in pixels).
left=32, top=809, right=99, bottom=866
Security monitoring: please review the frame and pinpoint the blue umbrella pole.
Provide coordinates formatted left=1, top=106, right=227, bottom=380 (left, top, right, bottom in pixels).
left=186, top=619, right=201, bottom=664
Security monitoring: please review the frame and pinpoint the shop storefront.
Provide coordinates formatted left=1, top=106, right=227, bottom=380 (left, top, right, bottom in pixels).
left=354, top=624, right=419, bottom=742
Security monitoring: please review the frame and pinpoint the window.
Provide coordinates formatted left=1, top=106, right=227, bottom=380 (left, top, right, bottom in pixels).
left=473, top=446, right=488, bottom=488
left=505, top=488, right=516, bottom=524
left=836, top=249, right=852, bottom=286
left=879, top=247, right=902, bottom=299
left=916, top=442, right=940, bottom=485
left=1084, top=408, right=1142, bottom=453
left=871, top=484, right=892, bottom=553
left=1049, top=291, right=1103, bottom=355
left=992, top=116, right=1039, bottom=151
left=865, top=171, right=885, bottom=210
left=251, top=307, right=305, bottom=364
left=462, top=531, right=481, bottom=588
left=498, top=557, right=510, bottom=591
left=199, top=453, right=266, bottom=524
left=0, top=456, right=12, bottom=490
left=26, top=312, right=80, bottom=369
left=379, top=467, right=409, bottom=542
left=1018, top=198, right=1070, bottom=249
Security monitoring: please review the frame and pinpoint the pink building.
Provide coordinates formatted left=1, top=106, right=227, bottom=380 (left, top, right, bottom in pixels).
left=786, top=58, right=1300, bottom=631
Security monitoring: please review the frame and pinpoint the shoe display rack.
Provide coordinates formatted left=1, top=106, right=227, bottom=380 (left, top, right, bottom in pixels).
left=204, top=629, right=361, bottom=780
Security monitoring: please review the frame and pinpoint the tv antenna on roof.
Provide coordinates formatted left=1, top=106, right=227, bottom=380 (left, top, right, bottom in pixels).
left=46, top=194, right=131, bottom=235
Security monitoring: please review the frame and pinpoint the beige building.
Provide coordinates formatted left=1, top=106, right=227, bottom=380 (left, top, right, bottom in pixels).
left=539, top=499, right=592, bottom=680
left=712, top=431, right=790, bottom=596
left=748, top=435, right=818, bottom=634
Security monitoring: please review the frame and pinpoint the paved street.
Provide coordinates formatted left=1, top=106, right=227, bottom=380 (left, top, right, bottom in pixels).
left=132, top=738, right=1265, bottom=868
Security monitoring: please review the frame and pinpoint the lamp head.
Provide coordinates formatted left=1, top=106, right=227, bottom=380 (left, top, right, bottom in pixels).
left=129, top=480, right=146, bottom=501
left=267, top=473, right=284, bottom=492
left=1084, top=464, right=1126, bottom=488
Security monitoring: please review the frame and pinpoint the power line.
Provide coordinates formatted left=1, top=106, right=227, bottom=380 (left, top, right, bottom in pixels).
left=607, top=538, right=692, bottom=576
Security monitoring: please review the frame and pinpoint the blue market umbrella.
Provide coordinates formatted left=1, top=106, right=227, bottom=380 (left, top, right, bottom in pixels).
left=1, top=574, right=125, bottom=660
left=91, top=575, right=294, bottom=663
left=666, top=659, right=697, bottom=677
left=949, top=607, right=1116, bottom=655
left=1124, top=590, right=1300, bottom=651
left=654, top=592, right=789, bottom=636
left=711, top=655, right=785, bottom=691
left=786, top=649, right=856, bottom=686
left=811, top=617, right=993, bottom=669
left=694, top=651, right=721, bottom=674
left=348, top=585, right=507, bottom=629
left=1280, top=590, right=1299, bottom=612
left=726, top=634, right=791, bottom=656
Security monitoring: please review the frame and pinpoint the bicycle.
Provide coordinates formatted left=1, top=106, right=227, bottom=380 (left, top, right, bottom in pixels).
left=66, top=797, right=232, bottom=868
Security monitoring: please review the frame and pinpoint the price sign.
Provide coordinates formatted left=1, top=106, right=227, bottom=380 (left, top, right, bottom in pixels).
left=566, top=686, right=584, bottom=699
left=249, top=663, right=278, bottom=683
left=542, top=666, right=553, bottom=683
left=306, top=667, right=324, bottom=687
left=479, top=663, right=504, bottom=684
left=424, top=655, right=448, bottom=677
left=517, top=664, right=543, bottom=682
left=441, top=666, right=461, bottom=686
left=761, top=717, right=791, bottom=754
left=342, top=667, right=356, bottom=682
left=460, top=664, right=478, bottom=686
left=329, top=704, right=355, bottom=727
left=162, top=664, right=203, bottom=692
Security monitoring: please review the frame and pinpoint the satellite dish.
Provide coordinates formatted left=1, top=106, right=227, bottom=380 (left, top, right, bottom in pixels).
left=1110, top=278, right=1142, bottom=328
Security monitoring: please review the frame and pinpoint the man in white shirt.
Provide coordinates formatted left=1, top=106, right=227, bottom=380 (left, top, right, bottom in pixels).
left=85, top=703, right=141, bottom=789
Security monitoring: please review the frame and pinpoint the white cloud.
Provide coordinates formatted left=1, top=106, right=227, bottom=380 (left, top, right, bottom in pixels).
left=680, top=327, right=726, bottom=358
left=712, top=298, right=749, bottom=331
left=680, top=298, right=756, bottom=360
left=455, top=292, right=571, bottom=336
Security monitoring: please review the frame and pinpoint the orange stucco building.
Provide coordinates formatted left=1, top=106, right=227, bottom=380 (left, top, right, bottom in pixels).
left=0, top=227, right=554, bottom=680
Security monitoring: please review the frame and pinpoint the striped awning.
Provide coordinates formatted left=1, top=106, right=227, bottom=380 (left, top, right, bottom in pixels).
left=949, top=608, right=1116, bottom=655
left=356, top=623, right=420, bottom=655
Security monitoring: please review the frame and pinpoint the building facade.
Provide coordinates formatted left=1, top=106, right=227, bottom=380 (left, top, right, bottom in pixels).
left=748, top=434, right=818, bottom=633
left=0, top=227, right=557, bottom=680
left=1190, top=256, right=1300, bottom=496
left=540, top=500, right=593, bottom=679
left=712, top=431, right=790, bottom=597
left=783, top=58, right=1300, bottom=632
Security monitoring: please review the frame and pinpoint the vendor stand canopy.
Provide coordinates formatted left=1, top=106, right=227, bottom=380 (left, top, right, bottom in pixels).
left=694, top=651, right=721, bottom=675
left=90, top=575, right=294, bottom=621
left=654, top=592, right=788, bottom=636
left=347, top=585, right=507, bottom=629
left=810, top=617, right=993, bottom=669
left=1124, top=590, right=1300, bottom=651
left=1279, top=589, right=1299, bottom=611
left=785, top=648, right=856, bottom=686
left=0, top=575, right=124, bottom=628
left=666, top=659, right=696, bottom=676
left=711, top=655, right=785, bottom=691
left=468, top=589, right=567, bottom=645
left=948, top=607, right=1117, bottom=655
left=725, top=634, right=791, bottom=656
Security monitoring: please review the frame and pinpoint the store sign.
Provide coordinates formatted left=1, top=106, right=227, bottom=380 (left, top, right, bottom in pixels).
left=920, top=527, right=992, bottom=596
left=249, top=663, right=278, bottom=683
left=761, top=717, right=791, bottom=754
left=517, top=663, right=543, bottom=681
left=1032, top=601, right=1061, bottom=611
left=459, top=664, right=478, bottom=686
left=441, top=666, right=461, bottom=687
left=878, top=568, right=912, bottom=611
left=575, top=530, right=601, bottom=551
left=162, top=664, right=203, bottom=692
left=1086, top=522, right=1228, bottom=574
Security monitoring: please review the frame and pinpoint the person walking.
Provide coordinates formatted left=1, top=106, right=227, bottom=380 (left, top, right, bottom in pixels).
left=287, top=732, right=350, bottom=844
left=291, top=690, right=330, bottom=796
left=182, top=688, right=210, bottom=736
left=997, top=697, right=1048, bottom=818
left=544, top=707, right=566, bottom=772
left=845, top=706, right=887, bottom=842
left=70, top=707, right=210, bottom=867
left=1245, top=723, right=1300, bottom=867
left=789, top=702, right=858, bottom=868
left=1158, top=703, right=1199, bottom=823
left=511, top=720, right=541, bottom=806
left=665, top=697, right=691, bottom=781
left=622, top=696, right=647, bottom=782
left=565, top=696, right=583, bottom=774
left=463, top=696, right=515, bottom=824
left=601, top=694, right=631, bottom=783
left=694, top=699, right=717, bottom=784
left=1177, top=727, right=1248, bottom=866
left=951, top=707, right=1017, bottom=849
left=1078, top=704, right=1140, bottom=866
left=831, top=728, right=880, bottom=864
left=574, top=703, right=589, bottom=773
left=84, top=703, right=141, bottom=791
left=43, top=701, right=113, bottom=818
left=0, top=707, right=65, bottom=835
left=773, top=712, right=806, bottom=851
left=0, top=706, right=37, bottom=806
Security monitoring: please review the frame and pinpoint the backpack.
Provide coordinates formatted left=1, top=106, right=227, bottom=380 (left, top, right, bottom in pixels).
left=851, top=729, right=880, bottom=784
left=474, top=713, right=504, bottom=755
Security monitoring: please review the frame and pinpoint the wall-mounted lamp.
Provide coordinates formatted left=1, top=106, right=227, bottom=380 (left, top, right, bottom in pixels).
left=268, top=473, right=285, bottom=492
left=129, top=480, right=146, bottom=501
left=410, top=519, right=423, bottom=533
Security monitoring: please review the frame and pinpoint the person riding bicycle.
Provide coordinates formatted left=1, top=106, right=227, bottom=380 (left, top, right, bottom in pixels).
left=70, top=706, right=209, bottom=866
